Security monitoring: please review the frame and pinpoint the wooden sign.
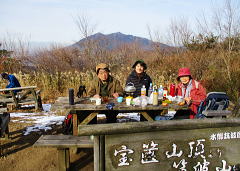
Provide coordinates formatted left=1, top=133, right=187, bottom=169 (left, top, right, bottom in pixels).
left=105, top=126, right=240, bottom=171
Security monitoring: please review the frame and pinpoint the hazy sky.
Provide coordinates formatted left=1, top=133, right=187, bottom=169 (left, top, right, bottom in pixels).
left=0, top=0, right=228, bottom=44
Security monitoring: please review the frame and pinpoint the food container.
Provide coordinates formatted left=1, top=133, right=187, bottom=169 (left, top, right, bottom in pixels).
left=126, top=96, right=133, bottom=106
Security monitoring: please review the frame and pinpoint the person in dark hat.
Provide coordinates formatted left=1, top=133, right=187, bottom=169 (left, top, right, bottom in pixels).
left=175, top=68, right=206, bottom=119
left=1, top=73, right=21, bottom=94
left=125, top=60, right=152, bottom=97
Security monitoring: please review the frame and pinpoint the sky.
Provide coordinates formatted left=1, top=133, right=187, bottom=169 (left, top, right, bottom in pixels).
left=0, top=0, right=228, bottom=45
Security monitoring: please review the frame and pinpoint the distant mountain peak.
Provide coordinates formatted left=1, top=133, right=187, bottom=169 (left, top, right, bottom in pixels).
left=71, top=32, right=171, bottom=50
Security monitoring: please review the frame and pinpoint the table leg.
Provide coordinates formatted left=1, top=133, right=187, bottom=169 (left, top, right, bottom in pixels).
left=72, top=113, right=78, bottom=136
left=10, top=91, right=18, bottom=109
left=30, top=89, right=38, bottom=111
left=80, top=112, right=98, bottom=125
left=140, top=112, right=154, bottom=121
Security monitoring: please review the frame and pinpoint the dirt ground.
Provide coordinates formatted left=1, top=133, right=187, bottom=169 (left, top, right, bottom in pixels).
left=0, top=120, right=94, bottom=171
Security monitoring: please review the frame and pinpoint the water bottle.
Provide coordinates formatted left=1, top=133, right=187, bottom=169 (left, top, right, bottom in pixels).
left=148, top=83, right=153, bottom=97
left=158, top=85, right=163, bottom=100
left=153, top=88, right=158, bottom=106
left=141, top=85, right=146, bottom=96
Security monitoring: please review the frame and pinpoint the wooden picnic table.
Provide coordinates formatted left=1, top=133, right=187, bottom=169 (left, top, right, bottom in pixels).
left=53, top=97, right=189, bottom=136
left=0, top=86, right=42, bottom=111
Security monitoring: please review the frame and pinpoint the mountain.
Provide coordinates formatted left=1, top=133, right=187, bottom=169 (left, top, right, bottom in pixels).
left=70, top=32, right=171, bottom=51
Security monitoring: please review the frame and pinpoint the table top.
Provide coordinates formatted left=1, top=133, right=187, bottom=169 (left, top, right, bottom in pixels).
left=0, top=86, right=37, bottom=92
left=53, top=97, right=188, bottom=112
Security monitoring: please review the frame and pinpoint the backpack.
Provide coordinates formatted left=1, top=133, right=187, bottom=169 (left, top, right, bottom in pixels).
left=204, top=92, right=229, bottom=110
left=196, top=92, right=230, bottom=118
left=77, top=85, right=87, bottom=98
left=62, top=113, right=73, bottom=135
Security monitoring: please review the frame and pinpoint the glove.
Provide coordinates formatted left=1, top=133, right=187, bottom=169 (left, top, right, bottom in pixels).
left=106, top=103, right=115, bottom=110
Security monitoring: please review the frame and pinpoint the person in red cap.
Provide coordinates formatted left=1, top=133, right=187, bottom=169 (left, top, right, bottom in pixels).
left=175, top=68, right=206, bottom=119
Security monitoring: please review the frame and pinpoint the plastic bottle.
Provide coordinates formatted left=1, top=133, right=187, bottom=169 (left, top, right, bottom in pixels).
left=158, top=85, right=163, bottom=100
left=148, top=83, right=153, bottom=97
left=169, top=83, right=176, bottom=97
left=153, top=88, right=158, bottom=106
left=141, top=85, right=146, bottom=96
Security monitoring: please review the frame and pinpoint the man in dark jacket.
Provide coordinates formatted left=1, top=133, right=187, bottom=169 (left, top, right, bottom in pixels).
left=126, top=60, right=152, bottom=97
left=1, top=73, right=21, bottom=94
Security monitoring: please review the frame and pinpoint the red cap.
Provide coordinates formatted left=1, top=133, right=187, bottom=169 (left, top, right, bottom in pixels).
left=177, top=68, right=192, bottom=80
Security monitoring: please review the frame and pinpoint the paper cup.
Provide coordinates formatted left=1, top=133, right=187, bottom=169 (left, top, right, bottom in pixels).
left=96, top=98, right=101, bottom=105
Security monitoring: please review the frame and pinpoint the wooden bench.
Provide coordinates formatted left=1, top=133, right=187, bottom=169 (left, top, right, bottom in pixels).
left=0, top=86, right=42, bottom=111
left=33, top=135, right=93, bottom=171
left=202, top=110, right=232, bottom=117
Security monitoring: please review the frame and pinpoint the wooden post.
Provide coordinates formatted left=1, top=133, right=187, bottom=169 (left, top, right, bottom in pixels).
left=99, top=135, right=105, bottom=171
left=58, top=148, right=70, bottom=171
left=94, top=136, right=100, bottom=171
left=93, top=135, right=105, bottom=171
left=0, top=113, right=10, bottom=140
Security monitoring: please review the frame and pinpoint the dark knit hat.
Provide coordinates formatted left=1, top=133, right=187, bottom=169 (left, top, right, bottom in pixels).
left=1, top=73, right=8, bottom=79
left=132, top=60, right=147, bottom=70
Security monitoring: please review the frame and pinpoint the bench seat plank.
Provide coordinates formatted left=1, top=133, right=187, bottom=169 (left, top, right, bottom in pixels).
left=34, top=135, right=93, bottom=148
left=202, top=110, right=232, bottom=116
left=34, top=135, right=93, bottom=171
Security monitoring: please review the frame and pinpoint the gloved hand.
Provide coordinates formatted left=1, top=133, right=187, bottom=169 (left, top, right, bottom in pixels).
left=106, top=103, right=115, bottom=110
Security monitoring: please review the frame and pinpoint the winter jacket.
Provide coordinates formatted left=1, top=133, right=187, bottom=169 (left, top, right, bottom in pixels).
left=126, top=70, right=152, bottom=97
left=87, top=75, right=123, bottom=97
left=175, top=79, right=206, bottom=119
left=6, top=75, right=21, bottom=93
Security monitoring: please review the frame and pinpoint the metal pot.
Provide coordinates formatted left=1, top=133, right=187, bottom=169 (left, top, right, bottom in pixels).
left=124, top=82, right=136, bottom=93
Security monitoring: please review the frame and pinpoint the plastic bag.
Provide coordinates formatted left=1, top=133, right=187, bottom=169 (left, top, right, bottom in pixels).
left=148, top=92, right=153, bottom=104
left=133, top=97, right=141, bottom=106
left=141, top=96, right=148, bottom=107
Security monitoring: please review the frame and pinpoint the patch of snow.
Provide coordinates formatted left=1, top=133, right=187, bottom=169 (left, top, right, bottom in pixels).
left=10, top=104, right=141, bottom=135
left=42, top=104, right=51, bottom=112
left=10, top=104, right=65, bottom=135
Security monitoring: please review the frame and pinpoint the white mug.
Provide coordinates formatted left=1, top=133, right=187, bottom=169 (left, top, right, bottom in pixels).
left=96, top=98, right=101, bottom=105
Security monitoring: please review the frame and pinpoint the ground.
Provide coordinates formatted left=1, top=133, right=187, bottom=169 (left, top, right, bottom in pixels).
left=0, top=106, right=139, bottom=171
left=0, top=108, right=94, bottom=171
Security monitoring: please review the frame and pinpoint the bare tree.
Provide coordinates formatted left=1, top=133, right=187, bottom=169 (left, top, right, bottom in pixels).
left=74, top=14, right=97, bottom=39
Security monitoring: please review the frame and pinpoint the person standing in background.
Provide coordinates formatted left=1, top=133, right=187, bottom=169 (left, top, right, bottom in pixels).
left=1, top=73, right=21, bottom=94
